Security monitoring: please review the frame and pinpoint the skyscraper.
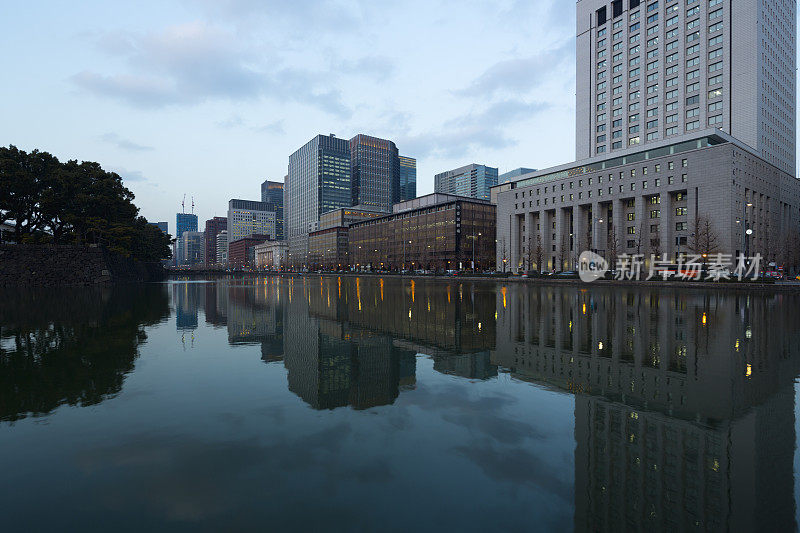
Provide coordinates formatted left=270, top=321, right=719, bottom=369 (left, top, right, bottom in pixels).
left=204, top=216, right=227, bottom=266
left=434, top=164, right=498, bottom=201
left=349, top=134, right=400, bottom=212
left=286, top=134, right=352, bottom=266
left=175, top=213, right=198, bottom=267
left=227, top=199, right=277, bottom=246
left=576, top=0, right=796, bottom=175
left=399, top=155, right=417, bottom=201
left=261, top=180, right=285, bottom=240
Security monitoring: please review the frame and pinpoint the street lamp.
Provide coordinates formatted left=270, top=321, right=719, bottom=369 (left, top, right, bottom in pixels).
left=743, top=201, right=753, bottom=261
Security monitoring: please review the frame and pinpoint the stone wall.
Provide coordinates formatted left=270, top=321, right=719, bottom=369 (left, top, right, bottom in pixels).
left=0, top=245, right=166, bottom=286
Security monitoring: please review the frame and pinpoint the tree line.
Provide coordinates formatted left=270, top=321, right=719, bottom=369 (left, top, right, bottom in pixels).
left=0, top=145, right=170, bottom=261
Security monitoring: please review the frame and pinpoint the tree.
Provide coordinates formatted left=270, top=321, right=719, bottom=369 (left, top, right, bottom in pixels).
left=0, top=145, right=170, bottom=261
left=607, top=229, right=619, bottom=270
left=688, top=215, right=720, bottom=265
left=527, top=233, right=543, bottom=273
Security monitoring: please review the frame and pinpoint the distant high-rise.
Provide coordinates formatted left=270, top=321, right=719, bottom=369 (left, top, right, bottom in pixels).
left=175, top=213, right=198, bottom=267
left=576, top=0, right=796, bottom=175
left=434, top=164, right=498, bottom=201
left=261, top=180, right=284, bottom=240
left=227, top=200, right=276, bottom=246
left=216, top=231, right=228, bottom=264
left=286, top=134, right=352, bottom=266
left=499, top=168, right=536, bottom=184
left=399, top=156, right=417, bottom=201
left=149, top=221, right=169, bottom=234
left=349, top=134, right=400, bottom=212
left=181, top=231, right=205, bottom=266
left=204, top=217, right=227, bottom=266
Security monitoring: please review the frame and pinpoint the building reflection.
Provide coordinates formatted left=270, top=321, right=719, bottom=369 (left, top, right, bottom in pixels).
left=492, top=285, right=800, bottom=532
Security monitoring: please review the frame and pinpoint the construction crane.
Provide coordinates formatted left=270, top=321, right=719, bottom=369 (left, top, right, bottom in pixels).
left=181, top=194, right=186, bottom=213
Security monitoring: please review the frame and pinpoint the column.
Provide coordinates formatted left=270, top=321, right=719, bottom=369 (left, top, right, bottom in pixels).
left=555, top=208, right=566, bottom=271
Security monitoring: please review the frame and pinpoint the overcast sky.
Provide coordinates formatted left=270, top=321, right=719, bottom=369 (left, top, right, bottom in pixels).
left=3, top=0, right=580, bottom=228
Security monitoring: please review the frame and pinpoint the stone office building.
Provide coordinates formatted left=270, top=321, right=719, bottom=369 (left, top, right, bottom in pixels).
left=307, top=207, right=384, bottom=270
left=349, top=193, right=496, bottom=272
left=494, top=131, right=800, bottom=273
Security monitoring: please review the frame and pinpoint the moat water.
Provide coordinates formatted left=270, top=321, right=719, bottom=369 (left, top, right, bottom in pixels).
left=1, top=276, right=799, bottom=531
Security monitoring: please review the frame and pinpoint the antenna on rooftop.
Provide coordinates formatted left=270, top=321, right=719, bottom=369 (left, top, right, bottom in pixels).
left=191, top=196, right=195, bottom=214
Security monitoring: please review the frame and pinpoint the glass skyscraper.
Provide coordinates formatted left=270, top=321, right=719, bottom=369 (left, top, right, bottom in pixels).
left=399, top=155, right=417, bottom=202
left=286, top=134, right=352, bottom=266
left=261, top=180, right=284, bottom=240
left=434, top=164, right=498, bottom=201
left=349, top=134, right=400, bottom=213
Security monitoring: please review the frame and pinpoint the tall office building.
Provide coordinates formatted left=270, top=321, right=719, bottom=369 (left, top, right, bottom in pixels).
left=286, top=134, right=352, bottom=266
left=181, top=231, right=205, bottom=266
left=399, top=155, right=417, bottom=201
left=175, top=213, right=198, bottom=267
left=499, top=168, right=536, bottom=184
left=204, top=217, right=227, bottom=266
left=227, top=200, right=277, bottom=247
left=576, top=0, right=796, bottom=176
left=216, top=231, right=228, bottom=264
left=434, top=164, right=499, bottom=201
left=261, top=180, right=285, bottom=240
left=148, top=221, right=169, bottom=234
left=349, top=134, right=400, bottom=212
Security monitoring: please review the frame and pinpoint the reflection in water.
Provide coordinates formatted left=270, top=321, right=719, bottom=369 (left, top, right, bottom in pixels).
left=0, top=285, right=170, bottom=422
left=3, top=276, right=799, bottom=530
left=493, top=285, right=800, bottom=532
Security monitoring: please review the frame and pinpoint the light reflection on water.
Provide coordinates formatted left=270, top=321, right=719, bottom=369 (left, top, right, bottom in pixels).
left=1, top=276, right=799, bottom=531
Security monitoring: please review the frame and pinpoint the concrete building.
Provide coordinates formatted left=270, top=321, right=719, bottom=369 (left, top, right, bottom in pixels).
left=180, top=231, right=205, bottom=266
left=307, top=207, right=384, bottom=270
left=349, top=134, right=400, bottom=213
left=261, top=180, right=284, bottom=240
left=228, top=235, right=269, bottom=269
left=286, top=134, right=352, bottom=267
left=499, top=168, right=536, bottom=184
left=216, top=230, right=228, bottom=265
left=349, top=193, right=497, bottom=271
left=203, top=216, right=227, bottom=267
left=399, top=155, right=417, bottom=201
left=254, top=240, right=288, bottom=270
left=495, top=132, right=800, bottom=272
left=434, top=164, right=498, bottom=201
left=576, top=0, right=796, bottom=176
left=226, top=199, right=276, bottom=251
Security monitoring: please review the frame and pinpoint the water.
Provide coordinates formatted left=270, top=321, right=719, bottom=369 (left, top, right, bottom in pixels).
left=1, top=277, right=799, bottom=531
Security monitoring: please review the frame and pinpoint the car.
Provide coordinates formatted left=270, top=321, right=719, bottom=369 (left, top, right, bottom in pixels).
left=445, top=270, right=459, bottom=276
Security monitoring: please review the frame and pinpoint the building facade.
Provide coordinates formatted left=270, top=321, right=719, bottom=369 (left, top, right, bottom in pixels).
left=148, top=221, right=169, bottom=234
left=228, top=235, right=269, bottom=269
left=204, top=216, right=227, bottom=267
left=180, top=231, right=205, bottom=266
left=227, top=199, right=276, bottom=249
left=434, top=164, right=499, bottom=201
left=495, top=132, right=800, bottom=273
left=175, top=213, right=198, bottom=266
left=286, top=134, right=352, bottom=267
left=349, top=134, right=400, bottom=213
left=576, top=0, right=796, bottom=176
left=399, top=155, right=417, bottom=202
left=499, top=168, right=536, bottom=184
left=308, top=208, right=384, bottom=270
left=261, top=180, right=285, bottom=240
left=216, top=230, right=228, bottom=265
left=254, top=240, right=288, bottom=270
left=349, top=193, right=497, bottom=271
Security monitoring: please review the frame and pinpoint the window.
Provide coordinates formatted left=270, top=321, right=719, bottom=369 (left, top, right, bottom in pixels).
left=654, top=178, right=660, bottom=186
left=687, top=5, right=700, bottom=17
left=647, top=73, right=658, bottom=82
left=598, top=49, right=607, bottom=58
left=630, top=113, right=640, bottom=122
left=613, top=141, right=623, bottom=149
left=666, top=65, right=678, bottom=75
left=613, top=30, right=623, bottom=41
left=627, top=213, right=636, bottom=221
left=708, top=74, right=723, bottom=86
left=666, top=101, right=677, bottom=111
left=647, top=119, right=658, bottom=129
left=709, top=88, right=723, bottom=99
left=647, top=84, right=658, bottom=94
left=630, top=33, right=641, bottom=44
left=629, top=137, right=641, bottom=146
left=686, top=108, right=699, bottom=118
left=630, top=67, right=641, bottom=77
left=597, top=134, right=607, bottom=142
left=709, top=48, right=723, bottom=60
left=647, top=59, right=658, bottom=70
left=630, top=90, right=641, bottom=100
left=597, top=71, right=607, bottom=80
left=666, top=89, right=678, bottom=100
left=650, top=224, right=659, bottom=232
left=676, top=222, right=687, bottom=231
left=681, top=159, right=687, bottom=167
left=650, top=210, right=660, bottom=218
left=647, top=23, right=659, bottom=35
left=627, top=226, right=636, bottom=234
left=597, top=81, right=607, bottom=90
left=647, top=107, right=658, bottom=117
left=598, top=27, right=607, bottom=37
left=708, top=101, right=723, bottom=113
left=630, top=125, right=640, bottom=134
left=686, top=95, right=700, bottom=105
left=647, top=36, right=659, bottom=47
left=687, top=69, right=700, bottom=81
left=686, top=82, right=699, bottom=93
left=647, top=131, right=659, bottom=141
left=629, top=102, right=640, bottom=112
left=686, top=31, right=700, bottom=43
left=597, top=123, right=607, bottom=132
left=709, top=35, right=723, bottom=47
left=686, top=120, right=700, bottom=131
left=709, top=61, right=723, bottom=73
left=681, top=174, right=687, bottom=183
left=686, top=57, right=700, bottom=68
left=666, top=40, right=678, bottom=51
left=686, top=19, right=700, bottom=31
left=630, top=22, right=641, bottom=32
left=597, top=113, right=607, bottom=121
left=676, top=207, right=687, bottom=216
left=666, top=52, right=679, bottom=63
left=667, top=175, right=674, bottom=184
left=613, top=119, right=622, bottom=127
left=709, top=21, right=723, bottom=33
left=613, top=97, right=622, bottom=106
left=597, top=103, right=607, bottom=111
left=647, top=95, right=659, bottom=105
left=666, top=77, right=678, bottom=87
left=708, top=114, right=722, bottom=126
left=667, top=15, right=678, bottom=26
left=666, top=126, right=678, bottom=135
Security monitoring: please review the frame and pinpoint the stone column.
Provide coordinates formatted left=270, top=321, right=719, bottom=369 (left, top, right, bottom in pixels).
left=555, top=208, right=566, bottom=271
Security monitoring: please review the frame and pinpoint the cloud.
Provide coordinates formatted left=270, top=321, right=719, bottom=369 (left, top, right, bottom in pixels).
left=398, top=99, right=550, bottom=159
left=72, top=22, right=352, bottom=117
left=215, top=115, right=245, bottom=129
left=335, top=55, right=396, bottom=80
left=99, top=132, right=154, bottom=152
left=110, top=167, right=147, bottom=182
left=253, top=120, right=285, bottom=134
left=456, top=40, right=574, bottom=99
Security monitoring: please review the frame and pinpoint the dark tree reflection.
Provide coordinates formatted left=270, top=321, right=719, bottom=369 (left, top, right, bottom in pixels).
left=0, top=284, right=169, bottom=422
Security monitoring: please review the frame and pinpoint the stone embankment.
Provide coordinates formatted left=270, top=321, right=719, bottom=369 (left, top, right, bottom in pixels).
left=0, top=245, right=165, bottom=286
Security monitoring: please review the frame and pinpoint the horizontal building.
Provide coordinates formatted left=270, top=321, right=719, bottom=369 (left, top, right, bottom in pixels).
left=228, top=234, right=270, bottom=269
left=227, top=199, right=276, bottom=245
left=349, top=193, right=497, bottom=272
left=254, top=241, right=288, bottom=270
left=308, top=207, right=384, bottom=270
left=494, top=131, right=800, bottom=273
left=434, top=163, right=498, bottom=201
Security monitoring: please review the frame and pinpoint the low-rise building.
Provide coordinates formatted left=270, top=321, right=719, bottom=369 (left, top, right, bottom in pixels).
left=254, top=241, right=289, bottom=270
left=348, top=193, right=497, bottom=272
left=228, top=234, right=269, bottom=269
left=493, top=131, right=800, bottom=273
left=308, top=207, right=384, bottom=270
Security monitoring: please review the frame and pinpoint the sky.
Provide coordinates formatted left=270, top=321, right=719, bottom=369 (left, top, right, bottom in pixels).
left=1, top=0, right=580, bottom=229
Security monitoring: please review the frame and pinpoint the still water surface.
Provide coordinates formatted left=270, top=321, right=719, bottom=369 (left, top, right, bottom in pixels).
left=1, top=277, right=799, bottom=531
